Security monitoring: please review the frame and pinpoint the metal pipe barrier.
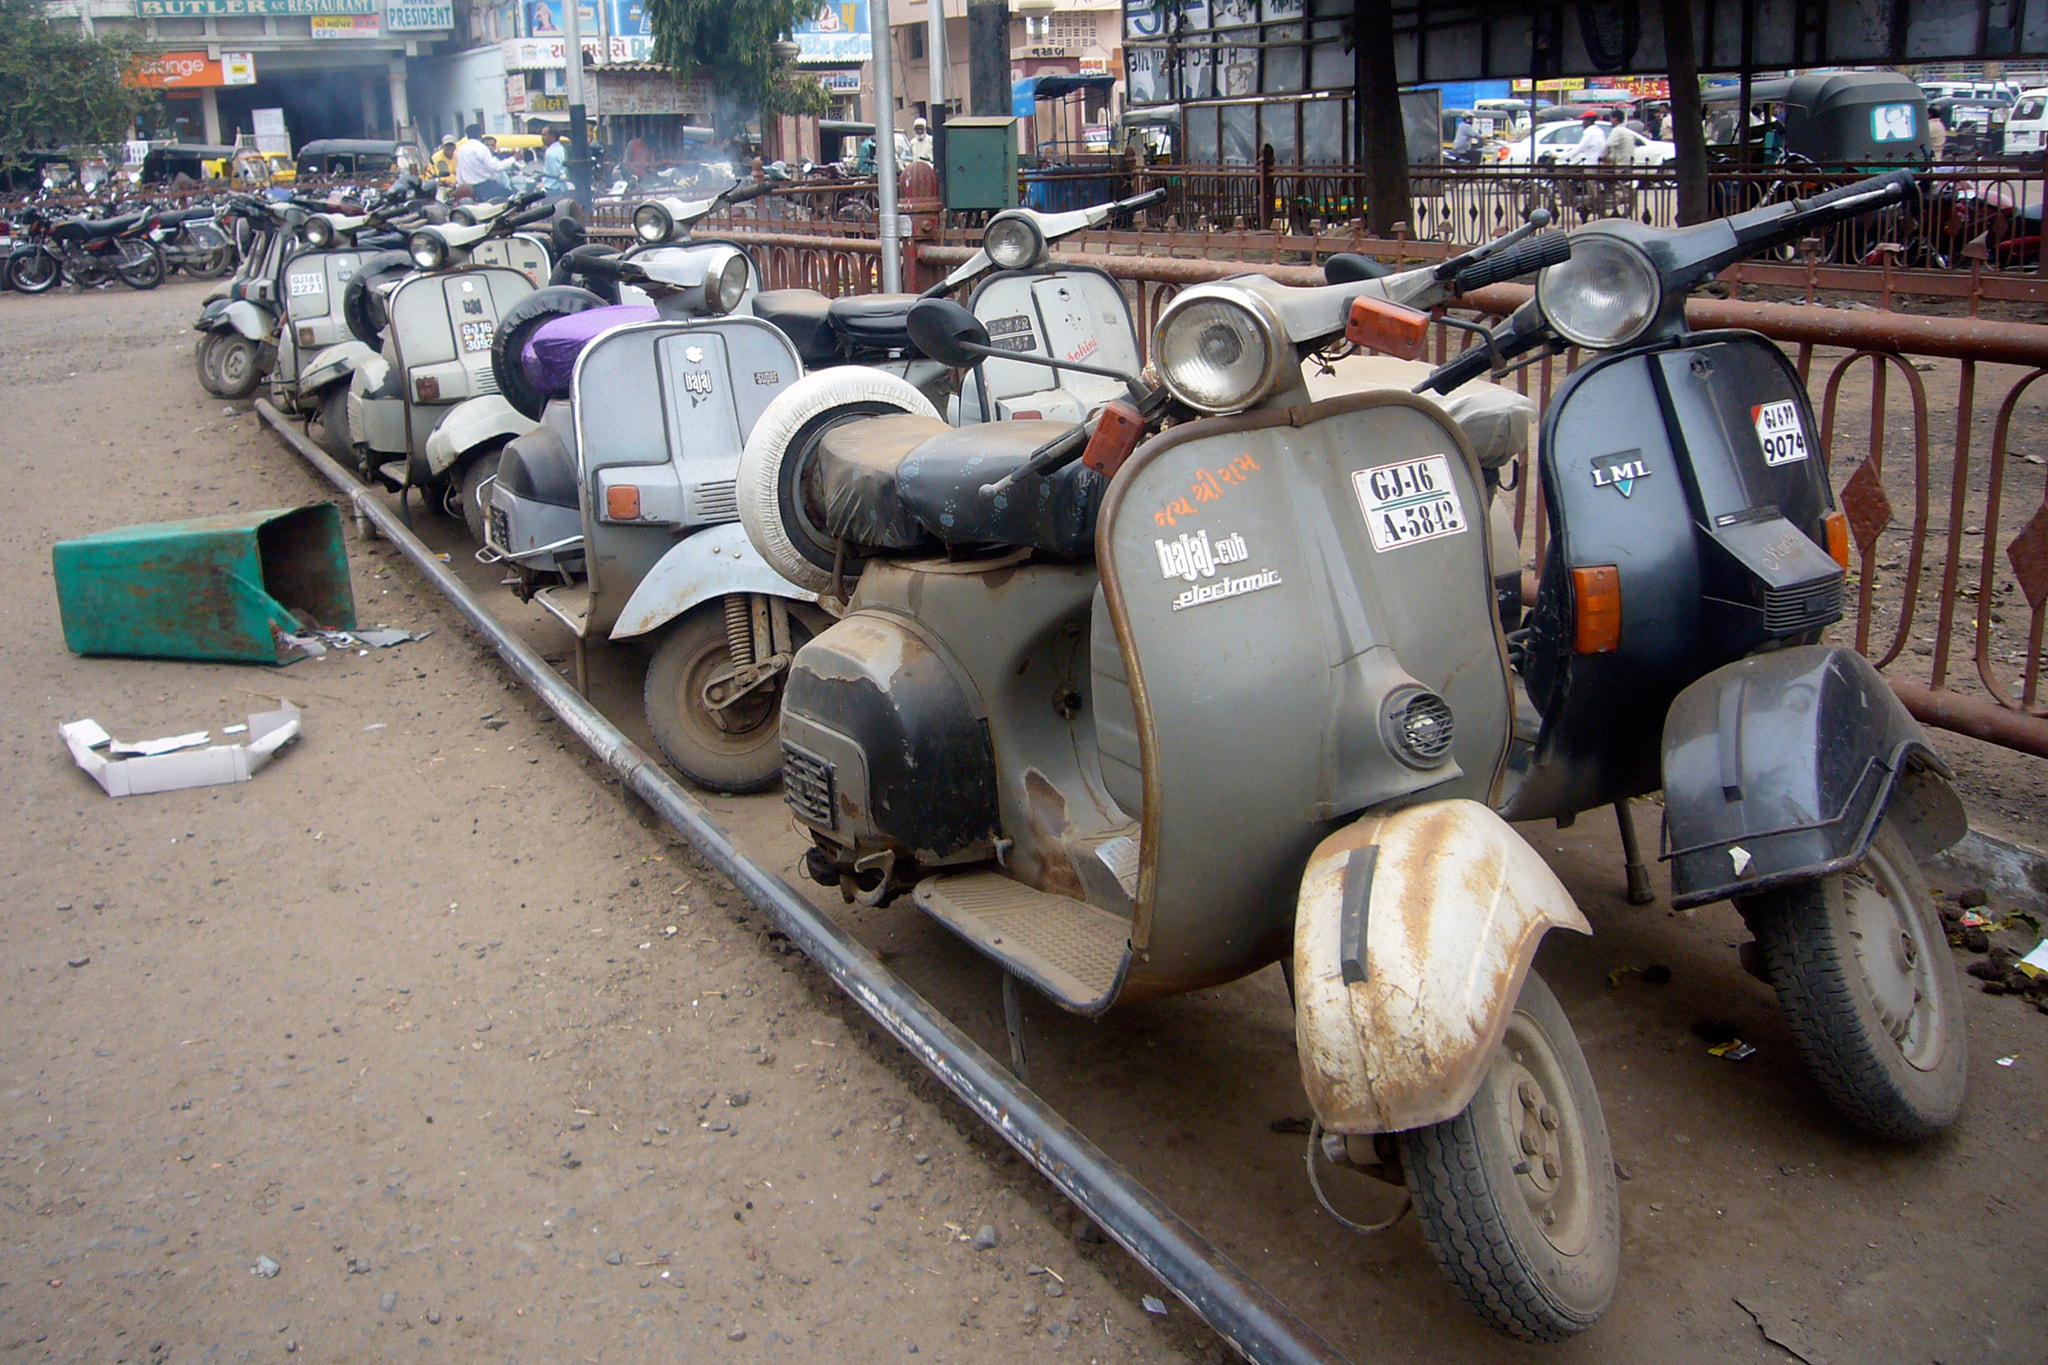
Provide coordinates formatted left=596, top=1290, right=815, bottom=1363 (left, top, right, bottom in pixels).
left=253, top=400, right=1352, bottom=1365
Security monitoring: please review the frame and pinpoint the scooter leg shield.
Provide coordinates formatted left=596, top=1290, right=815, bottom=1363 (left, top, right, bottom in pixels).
left=1660, top=645, right=1967, bottom=911
left=1294, top=800, right=1591, bottom=1136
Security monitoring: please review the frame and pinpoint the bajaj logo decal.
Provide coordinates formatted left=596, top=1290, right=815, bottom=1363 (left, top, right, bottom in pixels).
left=1590, top=452, right=1651, bottom=498
left=683, top=370, right=714, bottom=406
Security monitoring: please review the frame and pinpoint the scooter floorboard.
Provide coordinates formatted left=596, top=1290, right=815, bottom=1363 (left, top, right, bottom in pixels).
left=914, top=870, right=1131, bottom=1014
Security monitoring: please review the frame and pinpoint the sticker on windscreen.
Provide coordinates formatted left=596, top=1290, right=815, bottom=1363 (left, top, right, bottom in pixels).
left=1352, top=455, right=1468, bottom=551
left=1752, top=399, right=1809, bottom=466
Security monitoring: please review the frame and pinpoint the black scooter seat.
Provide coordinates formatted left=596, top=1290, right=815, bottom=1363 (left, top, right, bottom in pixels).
left=811, top=413, right=1103, bottom=557
left=825, top=293, right=920, bottom=352
left=751, top=289, right=835, bottom=366
left=59, top=213, right=144, bottom=241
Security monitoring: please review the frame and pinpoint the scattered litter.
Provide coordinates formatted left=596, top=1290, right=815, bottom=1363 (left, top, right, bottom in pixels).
left=1708, top=1040, right=1757, bottom=1062
left=278, top=625, right=428, bottom=659
left=1996, top=1056, right=2018, bottom=1067
left=2020, top=940, right=2048, bottom=978
left=1729, top=845, right=1753, bottom=875
left=1960, top=909, right=1996, bottom=929
left=61, top=704, right=300, bottom=797
left=109, top=730, right=212, bottom=757
left=252, top=1255, right=281, bottom=1278
left=364, top=723, right=386, bottom=731
left=221, top=724, right=247, bottom=735
left=1141, top=1295, right=1168, bottom=1316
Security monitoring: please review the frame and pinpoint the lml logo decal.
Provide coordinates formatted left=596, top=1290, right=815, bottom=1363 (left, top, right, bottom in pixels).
left=1590, top=451, right=1651, bottom=498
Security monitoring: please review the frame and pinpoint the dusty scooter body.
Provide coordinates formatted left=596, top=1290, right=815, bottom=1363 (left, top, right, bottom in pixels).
left=741, top=230, right=1623, bottom=1342
left=1417, top=170, right=1971, bottom=1143
left=193, top=197, right=302, bottom=399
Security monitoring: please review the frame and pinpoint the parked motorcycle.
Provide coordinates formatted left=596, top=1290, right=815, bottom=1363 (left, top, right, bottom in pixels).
left=1405, top=169, right=1970, bottom=1144
left=148, top=204, right=235, bottom=279
left=733, top=224, right=1617, bottom=1340
left=6, top=205, right=165, bottom=293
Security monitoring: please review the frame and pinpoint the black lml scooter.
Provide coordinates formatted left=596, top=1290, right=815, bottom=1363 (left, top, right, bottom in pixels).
left=1424, top=169, right=1971, bottom=1142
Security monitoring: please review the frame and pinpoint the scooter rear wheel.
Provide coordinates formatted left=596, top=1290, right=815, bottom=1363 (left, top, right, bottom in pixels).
left=1737, top=818, right=1966, bottom=1142
left=1398, top=971, right=1619, bottom=1342
left=643, top=601, right=824, bottom=794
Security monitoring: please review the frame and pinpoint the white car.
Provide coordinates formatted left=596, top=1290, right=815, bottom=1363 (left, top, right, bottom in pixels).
left=1495, top=122, right=1676, bottom=167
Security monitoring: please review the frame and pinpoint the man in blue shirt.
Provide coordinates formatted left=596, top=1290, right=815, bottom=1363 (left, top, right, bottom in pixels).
left=540, top=125, right=571, bottom=198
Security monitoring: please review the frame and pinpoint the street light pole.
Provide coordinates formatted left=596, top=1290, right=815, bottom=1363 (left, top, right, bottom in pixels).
left=563, top=0, right=592, bottom=208
left=871, top=0, right=902, bottom=291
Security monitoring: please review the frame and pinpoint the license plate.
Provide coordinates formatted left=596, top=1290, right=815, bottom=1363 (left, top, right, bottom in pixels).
left=1752, top=399, right=1809, bottom=466
left=288, top=272, right=322, bottom=297
left=1353, top=455, right=1468, bottom=551
left=460, top=320, right=495, bottom=353
left=488, top=503, right=510, bottom=552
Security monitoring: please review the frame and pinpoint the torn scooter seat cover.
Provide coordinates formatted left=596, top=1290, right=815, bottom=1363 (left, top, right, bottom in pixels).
left=522, top=304, right=659, bottom=399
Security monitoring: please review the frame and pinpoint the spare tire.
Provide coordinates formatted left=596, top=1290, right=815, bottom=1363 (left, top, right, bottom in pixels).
left=549, top=243, right=624, bottom=305
left=342, top=249, right=414, bottom=348
left=491, top=284, right=611, bottom=420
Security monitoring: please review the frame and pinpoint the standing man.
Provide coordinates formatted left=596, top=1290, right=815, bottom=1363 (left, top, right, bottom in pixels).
left=455, top=123, right=517, bottom=202
left=907, top=116, right=934, bottom=164
left=540, top=124, right=571, bottom=198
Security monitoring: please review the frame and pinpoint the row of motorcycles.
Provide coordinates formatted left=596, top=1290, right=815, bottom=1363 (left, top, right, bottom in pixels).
left=220, top=167, right=1969, bottom=1343
left=3, top=196, right=244, bottom=293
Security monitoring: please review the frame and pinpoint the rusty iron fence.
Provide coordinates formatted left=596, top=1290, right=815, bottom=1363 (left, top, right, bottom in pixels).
left=589, top=212, right=2047, bottom=759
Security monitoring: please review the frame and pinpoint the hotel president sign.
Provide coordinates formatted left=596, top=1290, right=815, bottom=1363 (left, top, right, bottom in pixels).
left=137, top=0, right=377, bottom=15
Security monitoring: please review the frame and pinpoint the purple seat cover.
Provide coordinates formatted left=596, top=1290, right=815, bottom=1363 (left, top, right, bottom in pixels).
left=522, top=305, right=660, bottom=399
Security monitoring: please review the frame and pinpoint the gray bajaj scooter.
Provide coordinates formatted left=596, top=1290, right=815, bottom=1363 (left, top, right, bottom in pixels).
left=739, top=235, right=1625, bottom=1340
left=1415, top=170, right=1971, bottom=1142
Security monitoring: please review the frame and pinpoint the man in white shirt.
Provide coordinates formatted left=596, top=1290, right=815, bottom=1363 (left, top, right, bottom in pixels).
left=454, top=123, right=517, bottom=202
left=907, top=116, right=934, bottom=164
left=1601, top=109, right=1642, bottom=166
left=1570, top=109, right=1611, bottom=164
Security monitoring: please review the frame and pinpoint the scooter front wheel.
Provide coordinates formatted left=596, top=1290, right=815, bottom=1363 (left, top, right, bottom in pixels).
left=196, top=333, right=234, bottom=397
left=644, top=602, right=822, bottom=794
left=1738, top=818, right=1966, bottom=1142
left=1398, top=970, right=1619, bottom=1342
left=210, top=334, right=264, bottom=400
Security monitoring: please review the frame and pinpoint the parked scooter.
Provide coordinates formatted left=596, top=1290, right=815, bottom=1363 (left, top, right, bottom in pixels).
left=1412, top=169, right=1970, bottom=1143
left=193, top=195, right=305, bottom=398
left=736, top=227, right=1618, bottom=1340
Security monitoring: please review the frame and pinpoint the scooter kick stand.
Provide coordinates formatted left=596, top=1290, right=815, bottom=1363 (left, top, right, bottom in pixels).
left=1614, top=799, right=1655, bottom=905
left=1001, top=972, right=1030, bottom=1085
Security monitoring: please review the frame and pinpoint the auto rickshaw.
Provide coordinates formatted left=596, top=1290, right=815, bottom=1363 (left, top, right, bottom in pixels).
left=1703, top=71, right=1931, bottom=168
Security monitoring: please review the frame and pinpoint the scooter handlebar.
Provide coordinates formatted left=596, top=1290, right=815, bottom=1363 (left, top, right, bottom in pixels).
left=1111, top=187, right=1168, bottom=217
left=1791, top=169, right=1917, bottom=217
left=1451, top=229, right=1571, bottom=295
left=501, top=202, right=560, bottom=230
left=724, top=180, right=777, bottom=206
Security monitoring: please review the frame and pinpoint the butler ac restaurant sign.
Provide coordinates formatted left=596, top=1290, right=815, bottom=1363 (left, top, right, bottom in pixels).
left=137, top=0, right=374, bottom=15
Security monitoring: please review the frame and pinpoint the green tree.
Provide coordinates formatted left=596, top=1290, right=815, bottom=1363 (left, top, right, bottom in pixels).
left=645, top=0, right=831, bottom=142
left=0, top=0, right=145, bottom=175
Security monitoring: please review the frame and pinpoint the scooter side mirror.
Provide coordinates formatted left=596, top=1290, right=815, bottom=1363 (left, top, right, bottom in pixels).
left=906, top=298, right=992, bottom=368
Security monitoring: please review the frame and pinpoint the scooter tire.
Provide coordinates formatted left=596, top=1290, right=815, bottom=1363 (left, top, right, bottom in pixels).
left=316, top=385, right=353, bottom=464
left=196, top=332, right=234, bottom=397
left=490, top=286, right=610, bottom=421
left=9, top=249, right=61, bottom=294
left=736, top=369, right=942, bottom=594
left=1397, top=971, right=1619, bottom=1342
left=210, top=334, right=264, bottom=401
left=1737, top=818, right=1967, bottom=1143
left=643, top=602, right=826, bottom=794
left=456, top=442, right=506, bottom=545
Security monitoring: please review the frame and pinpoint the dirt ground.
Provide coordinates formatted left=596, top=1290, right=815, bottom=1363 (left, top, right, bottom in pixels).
left=2, top=278, right=2046, bottom=1365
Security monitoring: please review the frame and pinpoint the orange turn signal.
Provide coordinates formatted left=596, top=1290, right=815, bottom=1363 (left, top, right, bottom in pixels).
left=1823, top=510, right=1850, bottom=570
left=606, top=484, right=641, bottom=520
left=1345, top=295, right=1431, bottom=360
left=413, top=374, right=440, bottom=403
left=1081, top=400, right=1145, bottom=479
left=1571, top=565, right=1622, bottom=654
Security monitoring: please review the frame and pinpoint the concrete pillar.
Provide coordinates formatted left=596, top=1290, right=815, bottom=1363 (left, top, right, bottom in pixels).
left=360, top=70, right=381, bottom=137
left=201, top=87, right=222, bottom=144
left=388, top=59, right=411, bottom=143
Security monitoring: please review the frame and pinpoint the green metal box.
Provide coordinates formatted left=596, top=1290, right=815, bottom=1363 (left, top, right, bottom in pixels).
left=944, top=116, right=1020, bottom=211
left=53, top=504, right=356, bottom=665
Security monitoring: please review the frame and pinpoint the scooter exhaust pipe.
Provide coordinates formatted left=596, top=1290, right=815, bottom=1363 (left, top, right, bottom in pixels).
left=255, top=400, right=1350, bottom=1365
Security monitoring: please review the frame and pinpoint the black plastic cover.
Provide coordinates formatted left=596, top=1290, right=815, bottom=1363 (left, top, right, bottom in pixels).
left=752, top=289, right=836, bottom=366
left=495, top=406, right=580, bottom=510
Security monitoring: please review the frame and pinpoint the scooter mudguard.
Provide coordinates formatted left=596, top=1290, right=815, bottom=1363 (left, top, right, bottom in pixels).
left=423, top=395, right=538, bottom=479
left=1660, top=645, right=1967, bottom=910
left=609, top=529, right=817, bottom=641
left=298, top=340, right=374, bottom=399
left=223, top=300, right=271, bottom=341
left=348, top=356, right=407, bottom=457
left=1295, top=800, right=1591, bottom=1135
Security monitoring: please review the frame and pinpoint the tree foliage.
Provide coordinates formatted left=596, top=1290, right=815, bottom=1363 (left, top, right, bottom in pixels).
left=645, top=0, right=832, bottom=139
left=0, top=0, right=145, bottom=173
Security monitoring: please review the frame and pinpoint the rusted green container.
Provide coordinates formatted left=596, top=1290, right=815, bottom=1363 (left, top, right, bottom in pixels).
left=53, top=504, right=356, bottom=664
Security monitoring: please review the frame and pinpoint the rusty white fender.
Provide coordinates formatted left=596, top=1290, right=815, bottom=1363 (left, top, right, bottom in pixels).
left=609, top=525, right=818, bottom=641
left=424, top=394, right=537, bottom=478
left=1294, top=799, right=1590, bottom=1135
left=297, top=339, right=375, bottom=400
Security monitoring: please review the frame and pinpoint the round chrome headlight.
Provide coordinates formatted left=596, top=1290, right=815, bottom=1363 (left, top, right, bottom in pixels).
left=633, top=202, right=673, bottom=243
left=1381, top=687, right=1455, bottom=769
left=709, top=253, right=748, bottom=314
left=1152, top=288, right=1286, bottom=414
left=408, top=230, right=447, bottom=271
left=983, top=214, right=1044, bottom=270
left=1535, top=234, right=1661, bottom=350
left=305, top=215, right=333, bottom=248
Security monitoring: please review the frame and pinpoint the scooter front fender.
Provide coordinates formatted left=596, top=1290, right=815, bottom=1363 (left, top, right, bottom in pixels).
left=298, top=340, right=375, bottom=398
left=223, top=300, right=272, bottom=340
left=423, top=395, right=537, bottom=479
left=1295, top=800, right=1591, bottom=1135
left=609, top=529, right=818, bottom=641
left=1661, top=645, right=1967, bottom=910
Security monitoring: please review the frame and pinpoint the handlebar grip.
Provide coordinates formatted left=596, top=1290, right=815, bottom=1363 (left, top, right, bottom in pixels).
left=1452, top=230, right=1572, bottom=294
left=510, top=188, right=548, bottom=209
left=571, top=251, right=645, bottom=280
left=1113, top=187, right=1169, bottom=215
left=1418, top=343, right=1495, bottom=395
left=726, top=180, right=776, bottom=205
left=504, top=203, right=559, bottom=229
left=1792, top=169, right=1917, bottom=215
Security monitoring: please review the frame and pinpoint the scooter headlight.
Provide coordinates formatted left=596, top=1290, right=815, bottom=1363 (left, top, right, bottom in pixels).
left=408, top=230, right=448, bottom=271
left=1535, top=233, right=1660, bottom=350
left=709, top=253, right=749, bottom=315
left=983, top=213, right=1045, bottom=270
left=633, top=201, right=674, bottom=243
left=1152, top=287, right=1286, bottom=415
left=305, top=215, right=334, bottom=248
